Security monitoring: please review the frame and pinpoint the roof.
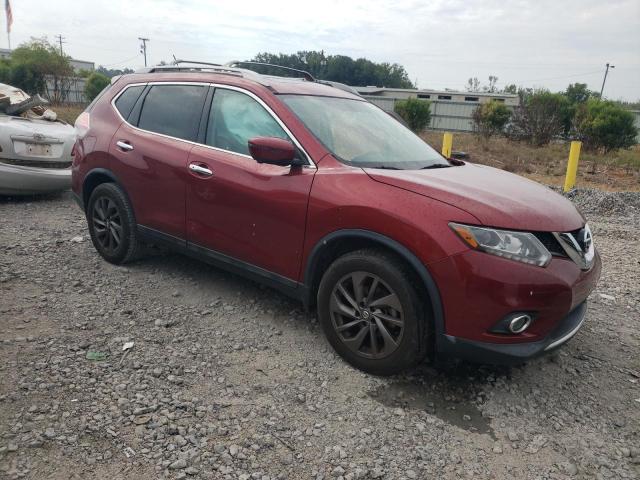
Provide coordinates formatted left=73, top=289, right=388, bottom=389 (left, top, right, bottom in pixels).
left=126, top=65, right=362, bottom=100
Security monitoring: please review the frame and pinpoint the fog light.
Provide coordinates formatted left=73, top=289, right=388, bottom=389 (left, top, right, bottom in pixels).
left=508, top=315, right=532, bottom=333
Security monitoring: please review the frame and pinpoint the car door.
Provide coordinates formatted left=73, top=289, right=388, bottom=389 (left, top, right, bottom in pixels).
left=185, top=86, right=316, bottom=282
left=109, top=83, right=208, bottom=240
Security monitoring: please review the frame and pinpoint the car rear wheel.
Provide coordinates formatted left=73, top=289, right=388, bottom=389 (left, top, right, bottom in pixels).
left=317, top=249, right=430, bottom=375
left=87, top=183, right=140, bottom=264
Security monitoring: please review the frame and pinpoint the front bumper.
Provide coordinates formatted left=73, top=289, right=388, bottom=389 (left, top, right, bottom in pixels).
left=0, top=162, right=71, bottom=196
left=437, top=301, right=588, bottom=364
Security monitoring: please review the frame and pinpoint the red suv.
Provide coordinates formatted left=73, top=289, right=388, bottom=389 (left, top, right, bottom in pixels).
left=72, top=62, right=601, bottom=375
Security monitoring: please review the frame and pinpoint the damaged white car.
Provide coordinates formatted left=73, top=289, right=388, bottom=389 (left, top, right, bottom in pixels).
left=0, top=83, right=75, bottom=196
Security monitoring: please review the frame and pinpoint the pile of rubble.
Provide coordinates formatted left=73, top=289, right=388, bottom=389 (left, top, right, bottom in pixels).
left=565, top=188, right=640, bottom=217
left=0, top=83, right=58, bottom=121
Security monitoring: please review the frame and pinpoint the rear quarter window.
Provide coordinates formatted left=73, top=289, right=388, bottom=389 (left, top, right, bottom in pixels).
left=137, top=85, right=207, bottom=141
left=114, top=85, right=145, bottom=120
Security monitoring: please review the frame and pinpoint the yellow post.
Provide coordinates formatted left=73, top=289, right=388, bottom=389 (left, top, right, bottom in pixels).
left=442, top=132, right=453, bottom=158
left=563, top=141, right=582, bottom=192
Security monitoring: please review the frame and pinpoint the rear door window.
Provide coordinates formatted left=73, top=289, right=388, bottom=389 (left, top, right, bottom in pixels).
left=206, top=88, right=288, bottom=155
left=138, top=85, right=207, bottom=141
left=114, top=85, right=145, bottom=120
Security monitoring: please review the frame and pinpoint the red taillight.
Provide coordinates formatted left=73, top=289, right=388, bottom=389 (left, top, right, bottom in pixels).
left=75, top=112, right=91, bottom=139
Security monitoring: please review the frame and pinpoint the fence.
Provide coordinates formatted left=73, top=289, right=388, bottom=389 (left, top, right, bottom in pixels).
left=362, top=95, right=509, bottom=133
left=44, top=75, right=87, bottom=104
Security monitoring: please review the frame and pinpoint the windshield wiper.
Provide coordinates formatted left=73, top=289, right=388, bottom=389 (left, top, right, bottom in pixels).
left=421, top=164, right=451, bottom=170
left=365, top=165, right=402, bottom=170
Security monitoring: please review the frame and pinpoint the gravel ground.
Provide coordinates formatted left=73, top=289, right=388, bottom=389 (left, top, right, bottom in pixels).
left=1, top=190, right=639, bottom=480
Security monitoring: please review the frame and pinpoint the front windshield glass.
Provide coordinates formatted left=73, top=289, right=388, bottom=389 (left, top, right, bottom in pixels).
left=281, top=95, right=449, bottom=170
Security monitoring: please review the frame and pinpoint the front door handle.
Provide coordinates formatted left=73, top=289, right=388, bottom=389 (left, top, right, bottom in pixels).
left=116, top=140, right=134, bottom=151
left=189, top=163, right=213, bottom=177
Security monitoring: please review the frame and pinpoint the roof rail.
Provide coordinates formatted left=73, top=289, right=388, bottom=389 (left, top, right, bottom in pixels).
left=225, top=61, right=315, bottom=82
left=172, top=59, right=222, bottom=67
left=136, top=60, right=248, bottom=76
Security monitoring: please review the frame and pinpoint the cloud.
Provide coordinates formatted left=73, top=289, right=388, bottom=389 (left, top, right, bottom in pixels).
left=6, top=0, right=639, bottom=100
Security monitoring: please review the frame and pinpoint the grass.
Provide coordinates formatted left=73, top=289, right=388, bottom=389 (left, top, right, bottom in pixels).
left=421, top=131, right=640, bottom=191
left=50, top=103, right=85, bottom=125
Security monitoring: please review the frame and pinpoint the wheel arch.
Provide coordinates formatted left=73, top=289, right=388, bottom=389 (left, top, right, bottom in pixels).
left=303, top=229, right=445, bottom=338
left=81, top=168, right=123, bottom=210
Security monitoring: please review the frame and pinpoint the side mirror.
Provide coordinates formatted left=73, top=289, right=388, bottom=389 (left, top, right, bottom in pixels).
left=248, top=136, right=297, bottom=166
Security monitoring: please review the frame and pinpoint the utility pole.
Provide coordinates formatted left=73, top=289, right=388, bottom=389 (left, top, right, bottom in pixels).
left=138, top=37, right=149, bottom=67
left=54, top=34, right=66, bottom=55
left=599, top=63, right=615, bottom=98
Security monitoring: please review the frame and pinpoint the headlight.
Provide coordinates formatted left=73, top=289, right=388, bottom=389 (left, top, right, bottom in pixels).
left=449, top=222, right=552, bottom=267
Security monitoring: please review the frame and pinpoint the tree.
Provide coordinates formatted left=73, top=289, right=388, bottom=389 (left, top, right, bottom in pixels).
left=249, top=51, right=414, bottom=88
left=466, top=77, right=480, bottom=92
left=506, top=90, right=570, bottom=146
left=574, top=100, right=637, bottom=153
left=394, top=98, right=431, bottom=133
left=96, top=66, right=135, bottom=78
left=472, top=101, right=511, bottom=139
left=466, top=75, right=500, bottom=93
left=484, top=75, right=498, bottom=93
left=84, top=72, right=110, bottom=101
left=0, top=58, right=12, bottom=84
left=10, top=38, right=74, bottom=101
left=565, top=83, right=598, bottom=104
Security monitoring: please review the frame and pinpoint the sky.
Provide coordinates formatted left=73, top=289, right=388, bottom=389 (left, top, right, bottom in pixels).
left=5, top=0, right=640, bottom=101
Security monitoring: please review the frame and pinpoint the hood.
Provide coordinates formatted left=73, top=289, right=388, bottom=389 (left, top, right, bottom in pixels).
left=364, top=163, right=584, bottom=232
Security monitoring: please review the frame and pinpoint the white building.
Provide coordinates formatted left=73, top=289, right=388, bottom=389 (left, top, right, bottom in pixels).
left=354, top=86, right=519, bottom=132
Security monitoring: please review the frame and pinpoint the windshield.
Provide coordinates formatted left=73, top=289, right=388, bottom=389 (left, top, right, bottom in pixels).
left=281, top=95, right=449, bottom=170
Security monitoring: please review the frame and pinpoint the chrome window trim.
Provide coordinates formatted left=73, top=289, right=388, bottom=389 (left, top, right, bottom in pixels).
left=110, top=81, right=315, bottom=168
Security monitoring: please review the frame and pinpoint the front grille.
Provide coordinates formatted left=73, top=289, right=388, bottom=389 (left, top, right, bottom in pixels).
left=533, top=232, right=567, bottom=256
left=0, top=158, right=71, bottom=169
left=568, top=227, right=587, bottom=251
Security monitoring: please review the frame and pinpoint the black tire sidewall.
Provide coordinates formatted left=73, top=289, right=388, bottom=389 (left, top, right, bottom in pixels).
left=86, top=183, right=136, bottom=264
left=317, top=251, right=427, bottom=376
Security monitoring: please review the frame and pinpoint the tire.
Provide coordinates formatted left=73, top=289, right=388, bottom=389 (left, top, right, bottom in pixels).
left=317, top=249, right=430, bottom=376
left=86, top=183, right=141, bottom=265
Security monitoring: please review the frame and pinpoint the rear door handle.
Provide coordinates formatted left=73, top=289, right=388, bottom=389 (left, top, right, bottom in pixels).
left=116, top=140, right=134, bottom=151
left=189, top=163, right=213, bottom=177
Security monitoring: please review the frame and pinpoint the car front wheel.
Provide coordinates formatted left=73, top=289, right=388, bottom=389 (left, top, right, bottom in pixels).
left=317, top=249, right=430, bottom=375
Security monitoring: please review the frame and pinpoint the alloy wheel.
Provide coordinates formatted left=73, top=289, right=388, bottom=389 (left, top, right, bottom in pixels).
left=330, top=271, right=405, bottom=359
left=92, top=196, right=123, bottom=253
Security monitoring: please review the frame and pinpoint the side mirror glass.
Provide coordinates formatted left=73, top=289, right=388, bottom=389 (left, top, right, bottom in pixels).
left=248, top=137, right=297, bottom=166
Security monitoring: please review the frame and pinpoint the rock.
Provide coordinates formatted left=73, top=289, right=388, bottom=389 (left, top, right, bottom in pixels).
left=169, top=459, right=187, bottom=470
left=133, top=415, right=152, bottom=425
left=155, top=318, right=176, bottom=328
left=525, top=435, right=548, bottom=454
left=332, top=466, right=345, bottom=477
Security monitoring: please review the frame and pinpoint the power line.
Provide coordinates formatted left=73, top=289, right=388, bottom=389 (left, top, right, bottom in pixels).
left=101, top=54, right=143, bottom=68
